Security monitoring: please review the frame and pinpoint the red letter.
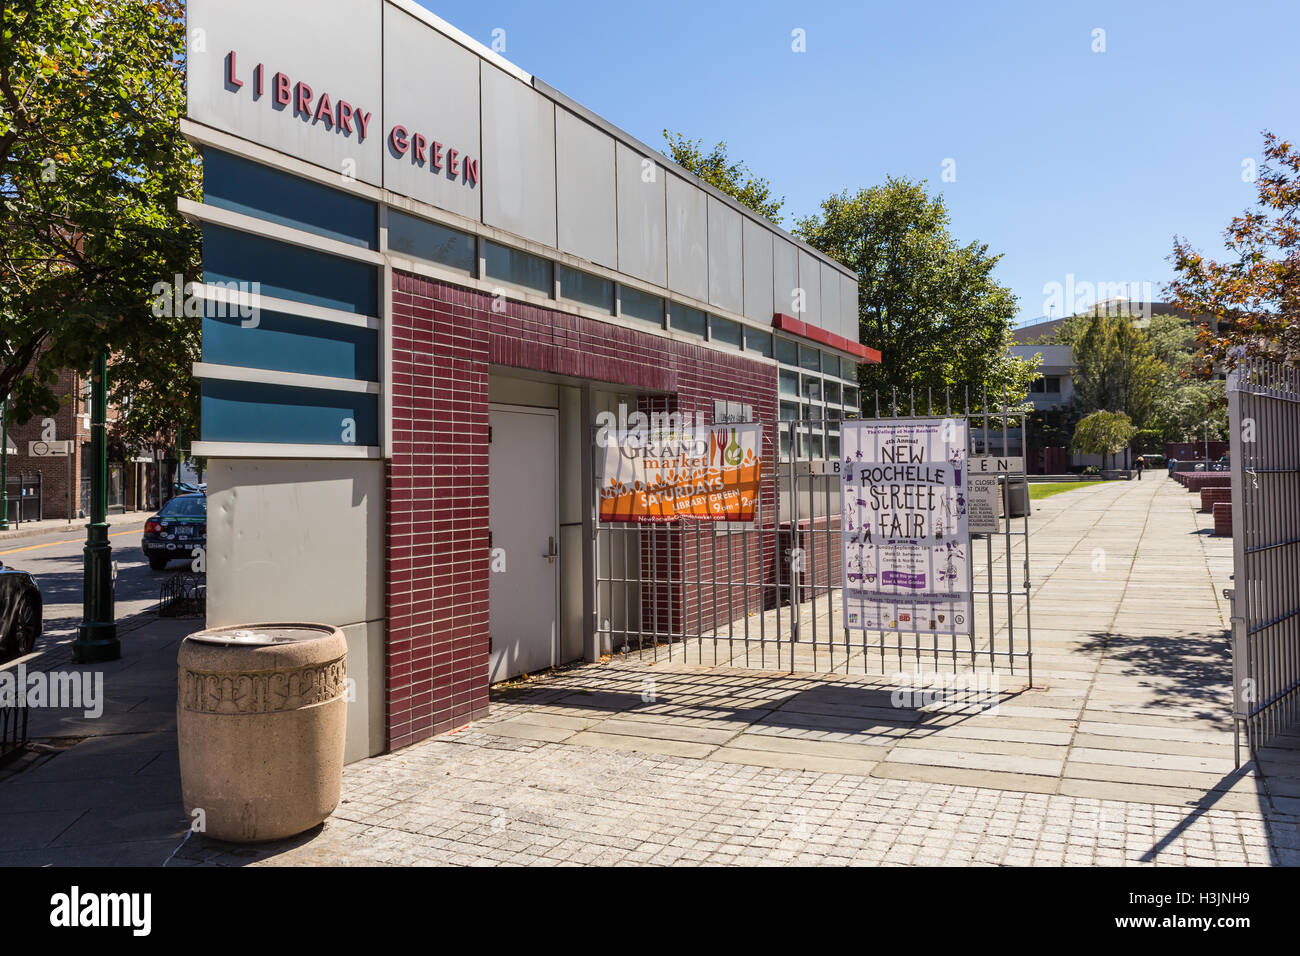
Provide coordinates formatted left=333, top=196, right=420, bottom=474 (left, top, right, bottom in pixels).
left=412, top=133, right=427, bottom=165
left=295, top=82, right=313, bottom=118
left=314, top=92, right=334, bottom=129
left=355, top=110, right=372, bottom=142
left=389, top=125, right=409, bottom=156
left=336, top=100, right=354, bottom=135
left=447, top=148, right=460, bottom=178
left=465, top=156, right=479, bottom=186
left=273, top=72, right=291, bottom=107
left=253, top=63, right=264, bottom=98
left=430, top=141, right=443, bottom=171
left=225, top=51, right=243, bottom=90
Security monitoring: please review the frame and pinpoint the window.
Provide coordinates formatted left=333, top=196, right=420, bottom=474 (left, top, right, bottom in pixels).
left=620, top=286, right=664, bottom=326
left=799, top=346, right=822, bottom=372
left=774, top=337, right=798, bottom=366
left=841, top=357, right=857, bottom=381
left=825, top=381, right=841, bottom=404
left=710, top=315, right=742, bottom=348
left=558, top=265, right=614, bottom=312
left=161, top=495, right=207, bottom=518
left=483, top=240, right=552, bottom=295
left=387, top=210, right=476, bottom=274
left=673, top=304, right=707, bottom=337
left=802, top=377, right=822, bottom=401
left=779, top=401, right=799, bottom=421
left=822, top=352, right=840, bottom=374
left=745, top=328, right=773, bottom=357
left=779, top=370, right=799, bottom=397
left=843, top=386, right=860, bottom=413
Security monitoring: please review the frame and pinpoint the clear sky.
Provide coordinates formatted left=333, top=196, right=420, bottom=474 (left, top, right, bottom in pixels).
left=418, top=0, right=1298, bottom=325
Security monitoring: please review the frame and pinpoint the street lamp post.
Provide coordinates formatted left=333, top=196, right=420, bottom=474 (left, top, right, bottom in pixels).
left=74, top=350, right=119, bottom=663
left=0, top=396, right=9, bottom=532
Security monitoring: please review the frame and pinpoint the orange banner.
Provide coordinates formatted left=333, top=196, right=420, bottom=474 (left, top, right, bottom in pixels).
left=598, top=424, right=763, bottom=523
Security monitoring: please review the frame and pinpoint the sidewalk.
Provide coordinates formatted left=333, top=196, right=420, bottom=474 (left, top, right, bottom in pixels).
left=0, top=511, right=150, bottom=545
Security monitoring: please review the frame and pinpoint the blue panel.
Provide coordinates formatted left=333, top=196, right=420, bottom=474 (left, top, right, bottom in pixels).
left=203, top=309, right=378, bottom=382
left=203, top=224, right=377, bottom=315
left=202, top=380, right=378, bottom=446
left=202, top=149, right=377, bottom=249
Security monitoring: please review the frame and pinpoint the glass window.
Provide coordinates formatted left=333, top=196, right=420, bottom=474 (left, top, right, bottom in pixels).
left=558, top=265, right=613, bottom=313
left=841, top=357, right=857, bottom=381
left=802, top=377, right=822, bottom=401
left=620, top=286, right=664, bottom=325
left=745, top=328, right=773, bottom=357
left=779, top=370, right=799, bottom=397
left=827, top=407, right=841, bottom=420
left=483, top=240, right=552, bottom=295
left=843, top=386, right=860, bottom=413
left=824, top=381, right=841, bottom=404
left=710, top=315, right=742, bottom=348
left=779, top=401, right=799, bottom=421
left=774, top=337, right=798, bottom=366
left=822, top=352, right=839, bottom=374
left=810, top=429, right=824, bottom=460
left=673, top=304, right=707, bottom=337
left=161, top=495, right=207, bottom=518
left=387, top=210, right=475, bottom=274
left=827, top=426, right=840, bottom=459
left=799, top=346, right=821, bottom=372
left=779, top=429, right=791, bottom=460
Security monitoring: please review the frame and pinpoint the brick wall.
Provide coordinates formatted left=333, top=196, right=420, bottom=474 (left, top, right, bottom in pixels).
left=387, top=271, right=778, bottom=750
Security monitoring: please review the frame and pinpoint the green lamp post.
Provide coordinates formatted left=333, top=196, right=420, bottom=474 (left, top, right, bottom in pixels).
left=0, top=396, right=9, bottom=532
left=74, top=350, right=119, bottom=663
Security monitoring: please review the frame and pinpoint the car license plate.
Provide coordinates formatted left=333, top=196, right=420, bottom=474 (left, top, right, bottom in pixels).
left=178, top=527, right=193, bottom=537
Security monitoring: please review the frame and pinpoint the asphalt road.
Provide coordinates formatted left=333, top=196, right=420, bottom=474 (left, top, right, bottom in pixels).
left=0, top=518, right=173, bottom=647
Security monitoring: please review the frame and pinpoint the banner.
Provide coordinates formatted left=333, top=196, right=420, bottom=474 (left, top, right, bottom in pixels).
left=841, top=418, right=971, bottom=635
left=598, top=422, right=762, bottom=522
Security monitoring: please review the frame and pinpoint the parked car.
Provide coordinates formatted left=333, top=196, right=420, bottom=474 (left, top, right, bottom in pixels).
left=143, top=492, right=207, bottom=571
left=0, top=562, right=42, bottom=659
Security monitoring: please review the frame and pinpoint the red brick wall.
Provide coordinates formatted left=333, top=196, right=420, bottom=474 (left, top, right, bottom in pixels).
left=387, top=271, right=779, bottom=750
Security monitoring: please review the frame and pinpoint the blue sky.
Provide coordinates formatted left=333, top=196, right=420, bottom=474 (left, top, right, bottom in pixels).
left=419, top=0, right=1298, bottom=325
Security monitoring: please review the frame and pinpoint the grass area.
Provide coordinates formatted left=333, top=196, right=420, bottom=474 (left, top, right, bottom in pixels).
left=1028, top=481, right=1101, bottom=500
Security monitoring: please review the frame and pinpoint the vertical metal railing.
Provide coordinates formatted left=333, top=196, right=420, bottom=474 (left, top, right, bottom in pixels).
left=1229, top=358, right=1300, bottom=766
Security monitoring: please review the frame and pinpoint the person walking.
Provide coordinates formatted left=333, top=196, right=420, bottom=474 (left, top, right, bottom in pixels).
left=1135, top=455, right=1145, bottom=480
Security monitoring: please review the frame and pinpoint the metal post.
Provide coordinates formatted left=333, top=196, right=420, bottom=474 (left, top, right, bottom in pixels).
left=74, top=350, right=119, bottom=663
left=0, top=396, right=9, bottom=531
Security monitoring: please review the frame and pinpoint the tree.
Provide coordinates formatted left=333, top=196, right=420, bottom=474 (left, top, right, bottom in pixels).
left=1, top=0, right=199, bottom=425
left=662, top=132, right=785, bottom=224
left=1168, top=131, right=1300, bottom=371
left=794, top=178, right=1038, bottom=410
left=1058, top=311, right=1165, bottom=429
left=1071, top=410, right=1138, bottom=469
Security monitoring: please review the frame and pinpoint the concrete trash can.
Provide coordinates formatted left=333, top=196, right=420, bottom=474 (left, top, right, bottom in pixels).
left=177, top=623, right=347, bottom=843
left=1002, top=477, right=1031, bottom=518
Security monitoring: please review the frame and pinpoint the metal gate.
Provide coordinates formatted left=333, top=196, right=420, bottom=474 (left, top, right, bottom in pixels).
left=1228, top=359, right=1300, bottom=765
left=593, top=389, right=1033, bottom=681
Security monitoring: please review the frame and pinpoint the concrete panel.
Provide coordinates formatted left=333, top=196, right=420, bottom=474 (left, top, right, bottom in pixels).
left=773, top=237, right=799, bottom=317
left=481, top=64, right=556, bottom=246
left=342, top=619, right=385, bottom=763
left=742, top=219, right=774, bottom=324
left=707, top=197, right=744, bottom=315
left=616, top=143, right=667, bottom=286
left=841, top=272, right=859, bottom=344
left=187, top=0, right=383, bottom=185
left=798, top=250, right=822, bottom=327
left=665, top=173, right=708, bottom=301
left=820, top=262, right=841, bottom=337
left=555, top=110, right=617, bottom=268
left=382, top=4, right=481, bottom=220
left=206, top=458, right=384, bottom=628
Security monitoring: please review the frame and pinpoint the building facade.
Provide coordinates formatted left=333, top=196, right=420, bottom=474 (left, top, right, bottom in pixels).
left=183, top=0, right=876, bottom=762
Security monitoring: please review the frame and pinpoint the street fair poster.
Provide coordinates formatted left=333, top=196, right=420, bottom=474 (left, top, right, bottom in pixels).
left=598, top=423, right=762, bottom=522
left=841, top=418, right=972, bottom=635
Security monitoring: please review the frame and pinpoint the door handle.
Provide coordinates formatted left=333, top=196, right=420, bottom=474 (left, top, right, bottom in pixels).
left=543, top=536, right=558, bottom=563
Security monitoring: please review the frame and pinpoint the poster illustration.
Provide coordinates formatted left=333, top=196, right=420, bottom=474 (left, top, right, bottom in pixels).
left=598, top=422, right=762, bottom=523
left=841, top=418, right=972, bottom=636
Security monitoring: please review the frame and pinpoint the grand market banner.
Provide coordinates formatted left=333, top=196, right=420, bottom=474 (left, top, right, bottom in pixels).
left=841, top=418, right=971, bottom=636
left=598, top=423, right=762, bottom=522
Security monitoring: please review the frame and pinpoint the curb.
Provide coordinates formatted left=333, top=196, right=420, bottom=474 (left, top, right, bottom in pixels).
left=0, top=515, right=149, bottom=546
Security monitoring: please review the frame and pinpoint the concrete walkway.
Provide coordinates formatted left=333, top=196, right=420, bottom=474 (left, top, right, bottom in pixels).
left=171, top=473, right=1299, bottom=867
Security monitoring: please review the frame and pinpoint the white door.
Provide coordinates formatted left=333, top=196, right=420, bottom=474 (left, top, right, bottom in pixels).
left=488, top=406, right=560, bottom=682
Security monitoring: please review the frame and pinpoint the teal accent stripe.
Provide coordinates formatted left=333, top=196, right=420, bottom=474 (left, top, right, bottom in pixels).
left=203, top=308, right=378, bottom=382
left=201, top=380, right=378, bottom=446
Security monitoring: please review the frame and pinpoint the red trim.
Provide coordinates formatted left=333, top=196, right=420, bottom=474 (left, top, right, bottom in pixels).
left=772, top=313, right=880, bottom=364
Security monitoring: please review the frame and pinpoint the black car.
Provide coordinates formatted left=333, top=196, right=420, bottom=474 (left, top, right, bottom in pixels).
left=0, top=563, right=42, bottom=659
left=143, top=492, right=207, bottom=571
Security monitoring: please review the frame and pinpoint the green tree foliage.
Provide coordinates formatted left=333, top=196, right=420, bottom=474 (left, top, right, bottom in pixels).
left=662, top=132, right=784, bottom=224
left=1, top=0, right=199, bottom=426
left=1057, top=312, right=1164, bottom=429
left=1071, top=410, right=1138, bottom=468
left=795, top=178, right=1038, bottom=410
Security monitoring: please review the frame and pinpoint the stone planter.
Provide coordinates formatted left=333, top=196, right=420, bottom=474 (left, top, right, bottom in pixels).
left=177, top=623, right=347, bottom=843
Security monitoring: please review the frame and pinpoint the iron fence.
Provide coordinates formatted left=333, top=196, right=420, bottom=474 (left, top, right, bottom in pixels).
left=1228, top=359, right=1300, bottom=765
left=592, top=388, right=1033, bottom=681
